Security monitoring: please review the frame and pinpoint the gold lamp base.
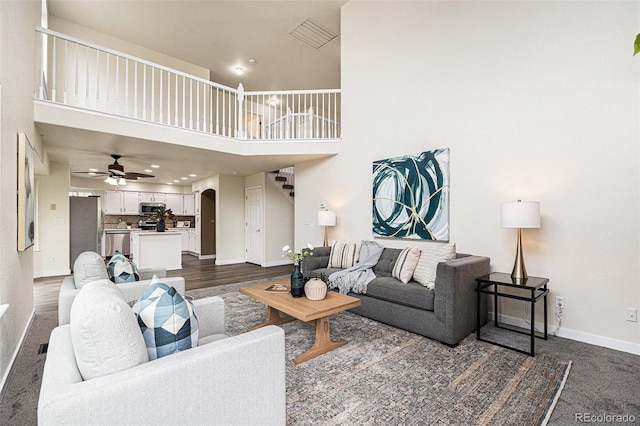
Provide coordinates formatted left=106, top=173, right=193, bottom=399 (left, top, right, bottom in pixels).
left=511, top=228, right=528, bottom=283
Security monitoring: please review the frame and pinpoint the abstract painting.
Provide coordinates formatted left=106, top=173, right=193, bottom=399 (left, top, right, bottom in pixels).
left=18, top=133, right=35, bottom=251
left=372, top=148, right=449, bottom=241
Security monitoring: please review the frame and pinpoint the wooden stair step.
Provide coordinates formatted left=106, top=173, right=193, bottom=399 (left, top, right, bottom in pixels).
left=275, top=176, right=287, bottom=182
left=282, top=184, right=294, bottom=189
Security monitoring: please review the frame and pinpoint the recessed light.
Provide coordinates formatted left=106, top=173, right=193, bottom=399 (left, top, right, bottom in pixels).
left=249, top=58, right=256, bottom=64
left=232, top=171, right=240, bottom=175
left=89, top=168, right=98, bottom=172
left=270, top=97, right=279, bottom=106
left=167, top=182, right=173, bottom=185
left=151, top=165, right=160, bottom=168
left=181, top=177, right=188, bottom=180
left=144, top=169, right=152, bottom=173
left=173, top=180, right=180, bottom=183
left=189, top=174, right=197, bottom=177
left=88, top=172, right=96, bottom=176
left=235, top=67, right=244, bottom=75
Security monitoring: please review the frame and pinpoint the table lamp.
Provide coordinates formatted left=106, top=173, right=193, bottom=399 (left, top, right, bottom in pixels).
left=501, top=200, right=540, bottom=281
left=317, top=204, right=336, bottom=247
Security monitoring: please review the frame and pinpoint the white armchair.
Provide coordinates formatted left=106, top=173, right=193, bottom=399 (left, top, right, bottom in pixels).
left=58, top=251, right=186, bottom=325
left=39, top=285, right=286, bottom=425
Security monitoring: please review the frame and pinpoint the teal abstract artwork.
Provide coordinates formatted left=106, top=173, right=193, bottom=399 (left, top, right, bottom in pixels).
left=372, top=149, right=449, bottom=241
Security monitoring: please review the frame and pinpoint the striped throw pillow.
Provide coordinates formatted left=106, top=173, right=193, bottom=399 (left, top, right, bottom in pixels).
left=391, top=247, right=421, bottom=284
left=328, top=241, right=362, bottom=268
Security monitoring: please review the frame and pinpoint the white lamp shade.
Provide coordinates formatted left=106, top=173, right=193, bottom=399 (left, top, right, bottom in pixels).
left=317, top=210, right=336, bottom=226
left=501, top=201, right=540, bottom=228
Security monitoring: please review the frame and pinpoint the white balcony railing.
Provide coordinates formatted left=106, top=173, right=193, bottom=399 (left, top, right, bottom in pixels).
left=36, top=27, right=341, bottom=141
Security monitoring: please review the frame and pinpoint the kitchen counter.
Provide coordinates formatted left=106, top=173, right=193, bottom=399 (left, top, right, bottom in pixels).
left=130, top=231, right=182, bottom=270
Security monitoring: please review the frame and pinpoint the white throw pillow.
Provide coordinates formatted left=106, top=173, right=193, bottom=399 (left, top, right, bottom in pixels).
left=328, top=241, right=362, bottom=268
left=70, top=279, right=149, bottom=380
left=73, top=251, right=109, bottom=289
left=413, top=243, right=456, bottom=289
left=392, top=247, right=421, bottom=284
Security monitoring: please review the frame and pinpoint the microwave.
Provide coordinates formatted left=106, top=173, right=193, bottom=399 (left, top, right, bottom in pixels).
left=139, top=202, right=165, bottom=216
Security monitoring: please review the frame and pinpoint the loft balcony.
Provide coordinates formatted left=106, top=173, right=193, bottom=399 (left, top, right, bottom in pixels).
left=34, top=27, right=341, bottom=158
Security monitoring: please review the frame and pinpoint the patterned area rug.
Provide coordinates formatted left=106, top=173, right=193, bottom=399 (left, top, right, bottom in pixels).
left=221, top=291, right=571, bottom=426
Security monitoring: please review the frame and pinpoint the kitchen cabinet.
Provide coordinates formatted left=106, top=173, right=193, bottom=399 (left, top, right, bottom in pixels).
left=104, top=190, right=140, bottom=214
left=188, top=230, right=199, bottom=254
left=183, top=194, right=196, bottom=215
left=179, top=230, right=189, bottom=252
left=139, top=192, right=166, bottom=203
left=165, top=193, right=184, bottom=214
left=122, top=192, right=139, bottom=214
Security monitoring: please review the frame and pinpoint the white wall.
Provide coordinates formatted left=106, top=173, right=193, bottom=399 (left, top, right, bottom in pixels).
left=49, top=16, right=210, bottom=79
left=0, top=0, right=43, bottom=392
left=192, top=174, right=246, bottom=265
left=296, top=1, right=640, bottom=351
left=34, top=162, right=70, bottom=277
left=217, top=174, right=246, bottom=264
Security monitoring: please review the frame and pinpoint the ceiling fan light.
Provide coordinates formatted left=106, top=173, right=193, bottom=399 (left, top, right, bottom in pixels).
left=105, top=176, right=117, bottom=185
left=118, top=177, right=127, bottom=185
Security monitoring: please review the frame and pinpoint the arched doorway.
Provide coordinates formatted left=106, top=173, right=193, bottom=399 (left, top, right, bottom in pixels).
left=201, top=189, right=216, bottom=257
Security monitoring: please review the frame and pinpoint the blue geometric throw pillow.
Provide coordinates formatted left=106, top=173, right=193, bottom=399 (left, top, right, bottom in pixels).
left=132, top=277, right=199, bottom=360
left=106, top=250, right=140, bottom=284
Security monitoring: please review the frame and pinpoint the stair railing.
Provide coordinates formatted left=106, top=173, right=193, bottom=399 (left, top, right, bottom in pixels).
left=36, top=27, right=340, bottom=142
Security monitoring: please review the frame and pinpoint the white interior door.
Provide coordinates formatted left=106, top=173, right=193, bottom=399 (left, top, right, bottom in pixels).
left=245, top=186, right=263, bottom=265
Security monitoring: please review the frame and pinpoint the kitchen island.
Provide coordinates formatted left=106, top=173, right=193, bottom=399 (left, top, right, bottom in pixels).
left=130, top=230, right=182, bottom=271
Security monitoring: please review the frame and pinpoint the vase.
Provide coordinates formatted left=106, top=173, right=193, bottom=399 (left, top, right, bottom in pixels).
left=290, top=264, right=304, bottom=298
left=304, top=278, right=327, bottom=300
left=156, top=222, right=166, bottom=232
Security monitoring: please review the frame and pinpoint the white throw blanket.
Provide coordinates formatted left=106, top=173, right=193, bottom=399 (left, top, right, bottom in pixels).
left=328, top=240, right=385, bottom=294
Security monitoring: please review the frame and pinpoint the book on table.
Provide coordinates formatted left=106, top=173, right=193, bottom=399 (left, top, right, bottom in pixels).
left=264, top=284, right=290, bottom=293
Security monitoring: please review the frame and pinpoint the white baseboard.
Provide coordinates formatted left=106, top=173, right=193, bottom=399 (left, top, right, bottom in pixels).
left=491, top=311, right=640, bottom=356
left=0, top=309, right=36, bottom=398
left=198, top=255, right=215, bottom=260
left=214, top=258, right=245, bottom=266
left=34, top=268, right=70, bottom=279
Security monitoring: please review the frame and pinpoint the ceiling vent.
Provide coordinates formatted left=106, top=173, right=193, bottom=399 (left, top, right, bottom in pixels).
left=289, top=18, right=337, bottom=49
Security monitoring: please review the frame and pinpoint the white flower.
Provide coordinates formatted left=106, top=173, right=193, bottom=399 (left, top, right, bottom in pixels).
left=307, top=243, right=314, bottom=250
left=282, top=245, right=290, bottom=252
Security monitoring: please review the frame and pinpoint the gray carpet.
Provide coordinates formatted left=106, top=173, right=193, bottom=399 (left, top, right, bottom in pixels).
left=222, top=291, right=570, bottom=425
left=1, top=279, right=639, bottom=425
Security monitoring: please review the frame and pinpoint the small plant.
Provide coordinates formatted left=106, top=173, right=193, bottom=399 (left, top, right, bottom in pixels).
left=281, top=243, right=314, bottom=265
left=154, top=208, right=175, bottom=223
left=635, top=34, right=640, bottom=56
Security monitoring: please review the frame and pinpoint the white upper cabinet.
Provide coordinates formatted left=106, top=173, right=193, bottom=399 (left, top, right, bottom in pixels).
left=104, top=191, right=140, bottom=215
left=104, top=190, right=124, bottom=214
left=165, top=193, right=184, bottom=214
left=139, top=192, right=166, bottom=203
left=122, top=192, right=140, bottom=214
left=183, top=194, right=196, bottom=215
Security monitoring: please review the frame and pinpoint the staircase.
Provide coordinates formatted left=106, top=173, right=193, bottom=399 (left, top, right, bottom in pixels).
left=269, top=167, right=295, bottom=200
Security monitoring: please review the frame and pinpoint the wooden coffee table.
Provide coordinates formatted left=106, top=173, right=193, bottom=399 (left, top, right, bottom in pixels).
left=239, top=281, right=361, bottom=364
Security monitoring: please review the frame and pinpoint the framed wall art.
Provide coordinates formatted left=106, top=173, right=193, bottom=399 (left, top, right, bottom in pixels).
left=17, top=133, right=35, bottom=251
left=372, top=148, right=450, bottom=241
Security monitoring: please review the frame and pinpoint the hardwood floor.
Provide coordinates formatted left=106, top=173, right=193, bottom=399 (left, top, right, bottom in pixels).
left=34, top=254, right=292, bottom=315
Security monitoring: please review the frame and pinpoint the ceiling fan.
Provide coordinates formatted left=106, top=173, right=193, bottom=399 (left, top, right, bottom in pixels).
left=73, top=154, right=154, bottom=185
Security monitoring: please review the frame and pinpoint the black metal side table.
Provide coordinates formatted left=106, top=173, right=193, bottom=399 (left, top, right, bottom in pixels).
left=475, top=272, right=549, bottom=356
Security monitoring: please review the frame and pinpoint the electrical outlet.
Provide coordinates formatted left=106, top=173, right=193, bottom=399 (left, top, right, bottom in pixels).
left=625, top=308, right=637, bottom=322
left=555, top=296, right=564, bottom=309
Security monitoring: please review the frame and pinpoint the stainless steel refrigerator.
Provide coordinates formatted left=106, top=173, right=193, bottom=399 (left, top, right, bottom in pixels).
left=69, top=196, right=103, bottom=270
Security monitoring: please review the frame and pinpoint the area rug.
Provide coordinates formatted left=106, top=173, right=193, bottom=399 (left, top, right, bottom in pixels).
left=221, top=291, right=572, bottom=426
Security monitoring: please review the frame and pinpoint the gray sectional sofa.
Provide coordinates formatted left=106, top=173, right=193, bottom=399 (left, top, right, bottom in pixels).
left=301, top=246, right=490, bottom=346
